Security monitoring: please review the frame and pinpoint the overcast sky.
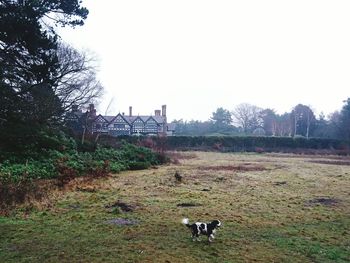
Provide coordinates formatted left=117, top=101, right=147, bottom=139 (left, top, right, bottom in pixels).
left=59, top=0, right=350, bottom=121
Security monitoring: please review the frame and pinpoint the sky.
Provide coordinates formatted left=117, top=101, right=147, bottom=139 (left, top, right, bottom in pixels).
left=59, top=0, right=350, bottom=121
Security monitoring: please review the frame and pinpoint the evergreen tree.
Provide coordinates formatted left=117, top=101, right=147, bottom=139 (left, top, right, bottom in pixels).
left=0, top=0, right=89, bottom=153
left=338, top=98, right=350, bottom=140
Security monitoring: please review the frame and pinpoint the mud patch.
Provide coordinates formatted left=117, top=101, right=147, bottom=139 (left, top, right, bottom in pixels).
left=177, top=202, right=202, bottom=207
left=199, top=163, right=267, bottom=172
left=105, top=218, right=139, bottom=226
left=274, top=181, right=287, bottom=186
left=308, top=160, right=350, bottom=166
left=105, top=201, right=136, bottom=212
left=306, top=197, right=340, bottom=207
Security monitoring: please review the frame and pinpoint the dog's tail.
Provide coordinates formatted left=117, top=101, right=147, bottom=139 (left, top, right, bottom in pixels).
left=182, top=218, right=191, bottom=227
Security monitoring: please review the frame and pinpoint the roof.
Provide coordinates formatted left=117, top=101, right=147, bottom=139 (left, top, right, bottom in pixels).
left=93, top=114, right=165, bottom=124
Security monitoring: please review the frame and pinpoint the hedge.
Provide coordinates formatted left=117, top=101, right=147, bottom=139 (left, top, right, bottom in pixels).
left=98, top=135, right=350, bottom=154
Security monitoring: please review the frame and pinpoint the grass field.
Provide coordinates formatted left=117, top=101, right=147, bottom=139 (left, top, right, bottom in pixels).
left=1, top=151, right=349, bottom=262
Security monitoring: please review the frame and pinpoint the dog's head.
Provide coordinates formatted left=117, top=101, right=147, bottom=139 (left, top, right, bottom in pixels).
left=211, top=220, right=222, bottom=228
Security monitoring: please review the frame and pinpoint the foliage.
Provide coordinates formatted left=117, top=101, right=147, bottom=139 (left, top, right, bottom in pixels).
left=0, top=0, right=102, bottom=155
left=115, top=135, right=350, bottom=154
left=210, top=107, right=233, bottom=132
left=337, top=98, right=350, bottom=140
left=173, top=119, right=240, bottom=136
left=291, top=104, right=316, bottom=138
left=0, top=143, right=162, bottom=184
left=0, top=133, right=165, bottom=208
left=172, top=100, right=349, bottom=139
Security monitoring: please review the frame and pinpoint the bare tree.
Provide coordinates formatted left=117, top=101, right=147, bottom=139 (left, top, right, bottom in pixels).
left=53, top=43, right=103, bottom=114
left=232, top=103, right=263, bottom=134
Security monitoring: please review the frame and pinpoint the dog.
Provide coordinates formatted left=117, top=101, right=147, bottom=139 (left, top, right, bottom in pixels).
left=182, top=218, right=221, bottom=242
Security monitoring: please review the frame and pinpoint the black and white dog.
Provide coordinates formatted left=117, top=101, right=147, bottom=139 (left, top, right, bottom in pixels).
left=182, top=218, right=221, bottom=242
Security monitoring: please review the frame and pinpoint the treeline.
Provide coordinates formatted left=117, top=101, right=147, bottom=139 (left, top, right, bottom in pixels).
left=173, top=101, right=350, bottom=140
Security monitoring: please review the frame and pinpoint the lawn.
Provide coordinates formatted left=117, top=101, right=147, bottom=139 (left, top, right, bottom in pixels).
left=1, top=152, right=349, bottom=262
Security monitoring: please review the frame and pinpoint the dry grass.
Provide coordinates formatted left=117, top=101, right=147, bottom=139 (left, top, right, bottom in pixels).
left=0, top=151, right=349, bottom=262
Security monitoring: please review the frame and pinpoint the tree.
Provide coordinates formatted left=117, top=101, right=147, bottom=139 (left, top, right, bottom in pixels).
left=260, top=108, right=277, bottom=136
left=275, top=113, right=292, bottom=137
left=55, top=43, right=103, bottom=114
left=291, top=104, right=316, bottom=138
left=312, top=112, right=337, bottom=139
left=0, top=0, right=90, bottom=153
left=210, top=107, right=232, bottom=132
left=337, top=98, right=350, bottom=140
left=210, top=107, right=232, bottom=125
left=232, top=103, right=262, bottom=134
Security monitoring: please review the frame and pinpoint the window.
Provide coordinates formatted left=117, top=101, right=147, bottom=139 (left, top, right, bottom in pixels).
left=114, top=124, right=125, bottom=129
left=133, top=119, right=144, bottom=133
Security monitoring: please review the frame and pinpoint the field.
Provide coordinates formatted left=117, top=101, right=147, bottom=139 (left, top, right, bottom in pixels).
left=1, top=151, right=349, bottom=262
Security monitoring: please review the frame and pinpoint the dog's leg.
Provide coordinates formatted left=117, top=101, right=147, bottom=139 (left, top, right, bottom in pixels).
left=208, top=234, right=215, bottom=242
left=192, top=233, right=197, bottom=242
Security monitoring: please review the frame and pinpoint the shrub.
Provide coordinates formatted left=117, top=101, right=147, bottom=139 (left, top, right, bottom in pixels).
left=128, top=161, right=151, bottom=170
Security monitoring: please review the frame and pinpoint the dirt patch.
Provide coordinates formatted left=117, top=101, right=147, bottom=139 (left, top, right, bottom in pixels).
left=177, top=202, right=202, bottom=207
left=274, top=181, right=287, bottom=186
left=308, top=160, right=350, bottom=166
left=167, top=151, right=198, bottom=164
left=167, top=152, right=198, bottom=160
left=105, top=218, right=139, bottom=226
left=199, top=163, right=267, bottom=172
left=306, top=197, right=340, bottom=207
left=76, top=186, right=96, bottom=192
left=105, top=201, right=137, bottom=212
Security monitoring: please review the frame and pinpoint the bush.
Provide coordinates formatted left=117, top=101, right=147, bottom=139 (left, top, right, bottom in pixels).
left=119, top=142, right=160, bottom=166
left=0, top=139, right=164, bottom=190
left=1, top=132, right=167, bottom=208
left=128, top=161, right=151, bottom=170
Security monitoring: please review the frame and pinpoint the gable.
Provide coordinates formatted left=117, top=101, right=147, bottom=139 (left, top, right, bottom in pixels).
left=110, top=114, right=130, bottom=124
left=132, top=117, right=145, bottom=124
left=145, top=116, right=157, bottom=124
left=93, top=114, right=109, bottom=123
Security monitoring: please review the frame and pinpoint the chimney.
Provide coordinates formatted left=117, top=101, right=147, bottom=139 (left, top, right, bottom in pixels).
left=161, top=105, right=167, bottom=117
left=89, top=103, right=96, bottom=118
left=155, top=110, right=161, bottom=116
left=129, top=106, right=132, bottom=116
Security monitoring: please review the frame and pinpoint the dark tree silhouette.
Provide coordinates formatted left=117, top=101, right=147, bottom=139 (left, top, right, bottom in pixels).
left=0, top=0, right=91, bottom=153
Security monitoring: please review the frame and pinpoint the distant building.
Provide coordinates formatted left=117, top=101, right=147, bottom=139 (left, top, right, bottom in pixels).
left=66, top=104, right=175, bottom=136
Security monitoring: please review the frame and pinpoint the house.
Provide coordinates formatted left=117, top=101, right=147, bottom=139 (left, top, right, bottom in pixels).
left=67, top=104, right=175, bottom=136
